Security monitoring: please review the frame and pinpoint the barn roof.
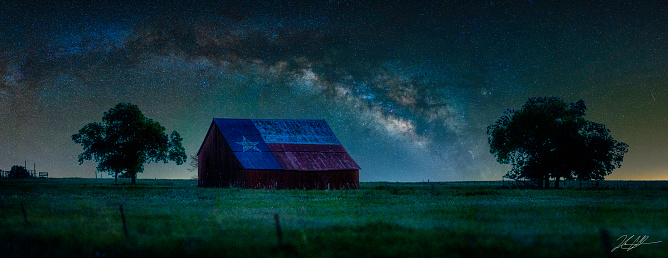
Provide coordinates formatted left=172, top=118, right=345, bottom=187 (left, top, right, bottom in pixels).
left=206, top=118, right=360, bottom=171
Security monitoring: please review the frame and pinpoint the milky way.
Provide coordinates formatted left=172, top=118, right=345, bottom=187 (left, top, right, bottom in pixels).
left=1, top=1, right=666, bottom=181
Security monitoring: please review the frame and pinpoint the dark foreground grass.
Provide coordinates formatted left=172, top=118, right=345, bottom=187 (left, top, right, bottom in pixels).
left=0, top=179, right=666, bottom=257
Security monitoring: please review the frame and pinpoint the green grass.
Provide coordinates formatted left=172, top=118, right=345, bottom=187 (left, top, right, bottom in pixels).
left=1, top=179, right=666, bottom=257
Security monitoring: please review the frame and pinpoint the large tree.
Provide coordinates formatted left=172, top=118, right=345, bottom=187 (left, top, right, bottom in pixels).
left=72, top=103, right=187, bottom=183
left=487, top=97, right=628, bottom=188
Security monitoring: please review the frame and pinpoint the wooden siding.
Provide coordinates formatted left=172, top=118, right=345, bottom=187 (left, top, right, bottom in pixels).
left=198, top=122, right=244, bottom=187
left=267, top=143, right=360, bottom=171
left=245, top=169, right=359, bottom=190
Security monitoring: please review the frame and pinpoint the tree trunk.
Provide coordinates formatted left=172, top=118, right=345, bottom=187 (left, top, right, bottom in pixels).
left=543, top=175, right=549, bottom=189
left=555, top=176, right=561, bottom=189
left=115, top=172, right=118, bottom=182
left=131, top=172, right=137, bottom=184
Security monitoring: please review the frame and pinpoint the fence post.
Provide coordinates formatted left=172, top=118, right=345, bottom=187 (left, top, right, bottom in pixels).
left=119, top=204, right=129, bottom=238
left=274, top=213, right=283, bottom=246
left=21, top=202, right=28, bottom=225
left=599, top=228, right=615, bottom=258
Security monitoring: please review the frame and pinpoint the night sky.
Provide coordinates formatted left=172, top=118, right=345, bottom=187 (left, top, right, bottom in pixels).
left=1, top=1, right=666, bottom=181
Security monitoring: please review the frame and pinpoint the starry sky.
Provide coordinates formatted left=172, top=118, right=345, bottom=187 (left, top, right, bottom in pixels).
left=1, top=1, right=666, bottom=181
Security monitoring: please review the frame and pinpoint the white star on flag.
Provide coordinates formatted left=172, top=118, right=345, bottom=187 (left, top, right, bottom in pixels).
left=235, top=136, right=261, bottom=152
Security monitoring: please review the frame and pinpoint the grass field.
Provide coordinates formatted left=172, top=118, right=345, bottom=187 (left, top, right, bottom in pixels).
left=1, top=179, right=666, bottom=257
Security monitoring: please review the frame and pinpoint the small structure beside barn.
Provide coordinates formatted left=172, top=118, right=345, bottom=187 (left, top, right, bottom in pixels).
left=197, top=119, right=360, bottom=189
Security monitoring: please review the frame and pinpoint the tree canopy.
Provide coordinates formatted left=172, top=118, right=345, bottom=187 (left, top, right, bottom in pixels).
left=72, top=103, right=187, bottom=183
left=487, top=97, right=628, bottom=188
left=9, top=165, right=30, bottom=179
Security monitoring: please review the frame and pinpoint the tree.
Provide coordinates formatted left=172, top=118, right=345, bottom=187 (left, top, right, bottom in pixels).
left=9, top=165, right=30, bottom=179
left=72, top=103, right=187, bottom=184
left=187, top=154, right=198, bottom=179
left=487, top=97, right=628, bottom=188
left=187, top=155, right=198, bottom=173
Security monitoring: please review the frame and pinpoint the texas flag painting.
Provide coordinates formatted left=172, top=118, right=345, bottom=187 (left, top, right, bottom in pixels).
left=213, top=118, right=360, bottom=171
left=198, top=118, right=360, bottom=189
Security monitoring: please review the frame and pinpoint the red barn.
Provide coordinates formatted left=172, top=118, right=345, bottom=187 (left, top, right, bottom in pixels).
left=197, top=119, right=360, bottom=189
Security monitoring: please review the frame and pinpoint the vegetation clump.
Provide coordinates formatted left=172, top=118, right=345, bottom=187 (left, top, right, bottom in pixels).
left=8, top=165, right=30, bottom=179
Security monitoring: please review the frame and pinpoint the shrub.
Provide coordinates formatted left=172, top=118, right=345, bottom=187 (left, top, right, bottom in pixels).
left=9, top=165, right=30, bottom=179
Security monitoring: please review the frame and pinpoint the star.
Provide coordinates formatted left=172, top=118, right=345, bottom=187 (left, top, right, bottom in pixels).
left=1, top=1, right=664, bottom=181
left=235, top=136, right=261, bottom=152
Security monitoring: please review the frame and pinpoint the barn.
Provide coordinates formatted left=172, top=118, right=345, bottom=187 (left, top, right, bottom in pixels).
left=197, top=118, right=360, bottom=189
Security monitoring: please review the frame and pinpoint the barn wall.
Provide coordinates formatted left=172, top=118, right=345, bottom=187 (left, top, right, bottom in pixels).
left=198, top=123, right=244, bottom=187
left=245, top=169, right=359, bottom=190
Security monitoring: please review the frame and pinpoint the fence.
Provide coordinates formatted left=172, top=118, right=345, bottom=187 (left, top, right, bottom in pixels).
left=563, top=180, right=668, bottom=190
left=441, top=181, right=505, bottom=187
left=502, top=178, right=668, bottom=190
left=0, top=168, right=43, bottom=179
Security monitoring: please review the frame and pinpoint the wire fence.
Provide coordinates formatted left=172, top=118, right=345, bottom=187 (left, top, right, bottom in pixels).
left=500, top=178, right=668, bottom=190
left=440, top=181, right=506, bottom=187
left=562, top=179, right=668, bottom=190
left=435, top=179, right=668, bottom=190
